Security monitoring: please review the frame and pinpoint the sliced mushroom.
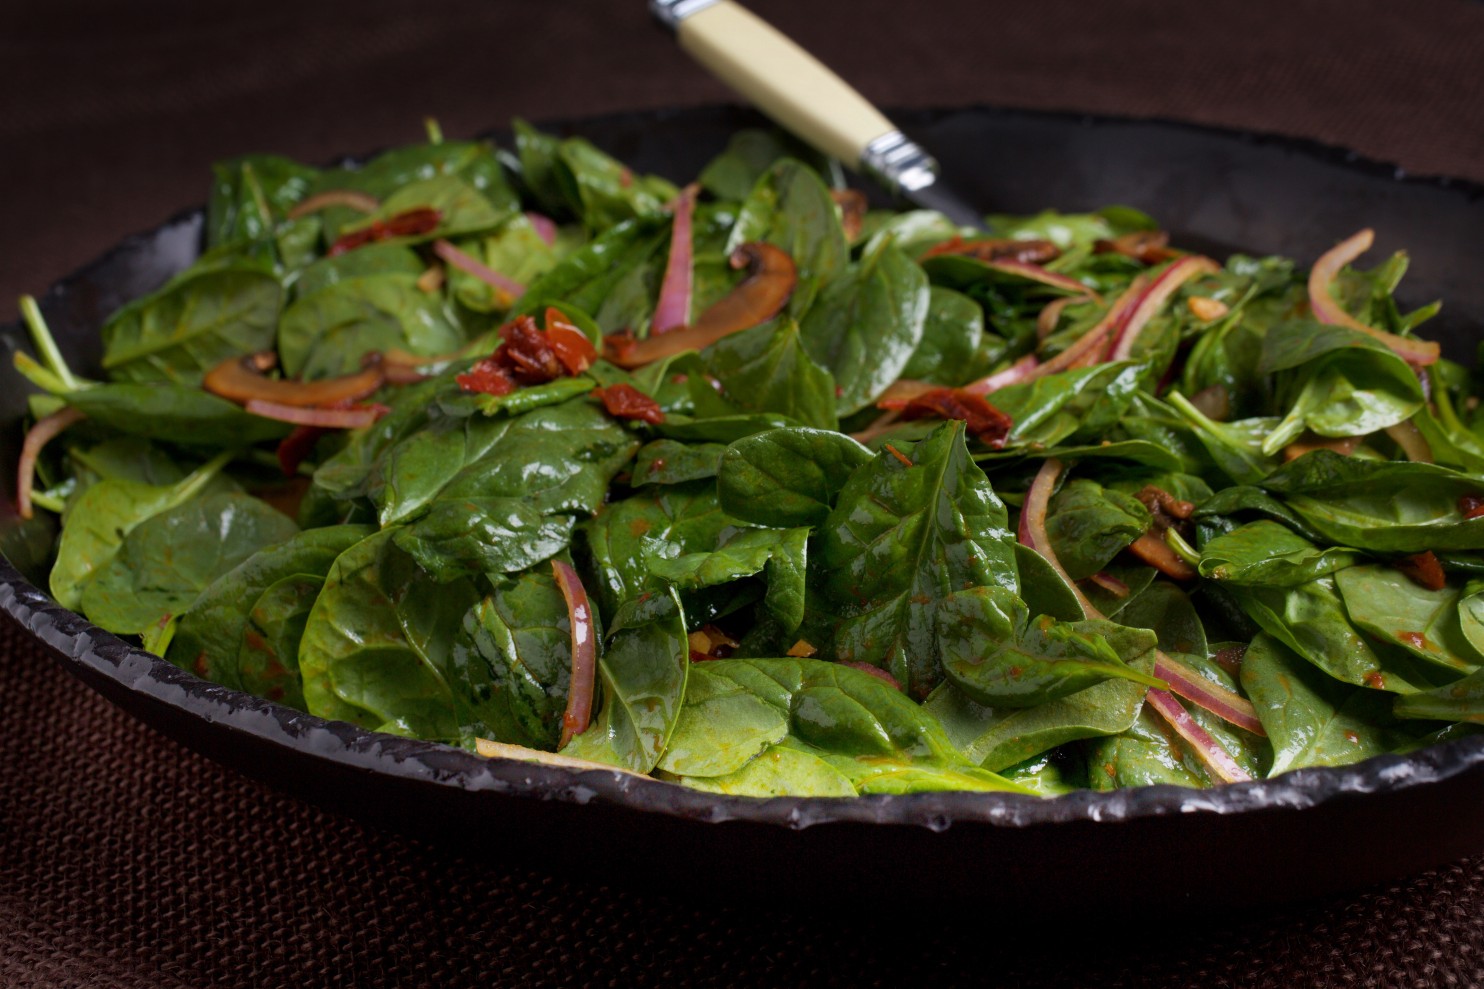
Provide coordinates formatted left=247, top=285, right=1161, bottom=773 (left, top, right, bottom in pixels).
left=203, top=352, right=385, bottom=407
left=604, top=242, right=796, bottom=368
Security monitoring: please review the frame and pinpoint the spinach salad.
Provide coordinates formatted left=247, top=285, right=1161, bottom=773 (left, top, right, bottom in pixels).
left=15, top=121, right=1484, bottom=798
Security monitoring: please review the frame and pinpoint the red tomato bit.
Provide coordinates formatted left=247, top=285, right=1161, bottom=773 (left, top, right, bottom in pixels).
left=895, top=387, right=1013, bottom=449
left=593, top=384, right=664, bottom=424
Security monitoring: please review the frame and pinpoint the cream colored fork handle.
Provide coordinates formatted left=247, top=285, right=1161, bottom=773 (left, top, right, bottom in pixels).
left=670, top=0, right=894, bottom=167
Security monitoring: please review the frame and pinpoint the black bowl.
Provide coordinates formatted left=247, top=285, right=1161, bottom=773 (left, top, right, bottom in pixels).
left=5, top=105, right=1484, bottom=909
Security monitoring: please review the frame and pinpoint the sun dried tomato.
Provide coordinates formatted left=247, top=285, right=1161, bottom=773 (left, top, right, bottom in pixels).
left=544, top=308, right=597, bottom=375
left=1395, top=551, right=1446, bottom=591
left=328, top=207, right=443, bottom=256
left=593, top=384, right=664, bottom=424
left=1459, top=494, right=1484, bottom=520
left=456, top=357, right=516, bottom=396
left=895, top=387, right=1013, bottom=449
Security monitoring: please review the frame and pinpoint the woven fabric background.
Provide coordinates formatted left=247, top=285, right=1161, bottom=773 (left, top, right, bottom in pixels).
left=4, top=1, right=1484, bottom=985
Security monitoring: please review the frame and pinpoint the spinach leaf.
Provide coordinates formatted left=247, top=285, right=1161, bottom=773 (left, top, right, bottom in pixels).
left=1393, top=668, right=1484, bottom=724
left=1258, top=451, right=1484, bottom=552
left=938, top=586, right=1161, bottom=707
left=1044, top=478, right=1150, bottom=580
left=1087, top=709, right=1208, bottom=790
left=925, top=662, right=1152, bottom=772
left=1335, top=565, right=1482, bottom=673
left=100, top=258, right=281, bottom=385
left=297, top=528, right=483, bottom=740
left=989, top=363, right=1144, bottom=452
left=704, top=318, right=838, bottom=430
left=293, top=243, right=425, bottom=300
left=1226, top=576, right=1436, bottom=693
left=343, top=175, right=514, bottom=242
left=49, top=452, right=233, bottom=611
left=278, top=272, right=465, bottom=379
left=562, top=588, right=690, bottom=773
left=463, top=562, right=586, bottom=750
left=716, top=426, right=872, bottom=528
left=445, top=214, right=568, bottom=313
left=554, top=136, right=678, bottom=230
left=797, top=241, right=929, bottom=415
left=815, top=421, right=1017, bottom=696
left=394, top=499, right=576, bottom=582
left=167, top=524, right=373, bottom=701
left=63, top=383, right=291, bottom=447
left=1198, top=520, right=1360, bottom=586
left=657, top=657, right=1023, bottom=793
left=1116, top=580, right=1209, bottom=657
left=673, top=742, right=857, bottom=797
left=1242, top=633, right=1424, bottom=772
left=648, top=525, right=809, bottom=632
left=207, top=154, right=318, bottom=248
left=899, top=286, right=991, bottom=386
left=726, top=158, right=848, bottom=316
left=80, top=492, right=298, bottom=635
left=632, top=440, right=728, bottom=487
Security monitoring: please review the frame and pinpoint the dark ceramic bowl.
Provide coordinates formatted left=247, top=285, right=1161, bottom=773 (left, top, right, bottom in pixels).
left=5, top=105, right=1484, bottom=909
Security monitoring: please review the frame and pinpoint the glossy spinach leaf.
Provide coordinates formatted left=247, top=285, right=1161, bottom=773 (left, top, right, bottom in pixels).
left=293, top=242, right=425, bottom=300
left=702, top=318, right=838, bottom=430
left=49, top=453, right=234, bottom=611
left=1087, top=708, right=1207, bottom=790
left=100, top=258, right=281, bottom=385
left=207, top=154, right=318, bottom=248
left=726, top=158, right=848, bottom=316
left=816, top=421, right=1017, bottom=696
left=343, top=175, right=514, bottom=242
left=562, top=588, right=690, bottom=773
left=1259, top=451, right=1484, bottom=552
left=79, top=492, right=297, bottom=635
left=1335, top=564, right=1482, bottom=673
left=1393, top=668, right=1484, bottom=724
left=514, top=218, right=667, bottom=331
left=278, top=272, right=465, bottom=379
left=938, top=586, right=1161, bottom=707
left=631, top=440, right=728, bottom=487
left=166, top=524, right=371, bottom=696
left=1044, top=478, right=1150, bottom=581
left=1115, top=580, right=1208, bottom=657
left=463, top=562, right=585, bottom=750
left=1198, top=520, right=1360, bottom=586
left=672, top=742, right=857, bottom=797
left=798, top=241, right=929, bottom=415
left=63, top=383, right=291, bottom=447
left=648, top=525, right=809, bottom=632
left=716, top=426, right=872, bottom=528
left=1242, top=633, right=1424, bottom=772
left=899, top=286, right=990, bottom=386
left=297, top=529, right=483, bottom=740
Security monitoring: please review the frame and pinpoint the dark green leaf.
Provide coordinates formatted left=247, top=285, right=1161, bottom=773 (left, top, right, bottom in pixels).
left=716, top=426, right=872, bottom=528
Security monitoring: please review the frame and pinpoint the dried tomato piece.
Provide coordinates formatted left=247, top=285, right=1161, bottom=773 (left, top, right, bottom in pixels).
left=1460, top=494, right=1484, bottom=520
left=499, top=315, right=565, bottom=383
left=276, top=424, right=329, bottom=476
left=1395, top=551, right=1446, bottom=591
left=328, top=207, right=442, bottom=256
left=593, top=384, right=664, bottom=424
left=544, top=308, right=597, bottom=375
left=895, top=387, right=1013, bottom=449
left=1095, top=230, right=1177, bottom=264
left=456, top=357, right=517, bottom=396
left=1127, top=531, right=1198, bottom=581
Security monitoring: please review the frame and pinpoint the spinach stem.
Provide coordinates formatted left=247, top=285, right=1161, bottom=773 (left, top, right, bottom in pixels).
left=1164, top=527, right=1201, bottom=566
left=13, top=352, right=72, bottom=396
left=27, top=490, right=66, bottom=513
left=424, top=117, right=444, bottom=145
left=18, top=295, right=80, bottom=391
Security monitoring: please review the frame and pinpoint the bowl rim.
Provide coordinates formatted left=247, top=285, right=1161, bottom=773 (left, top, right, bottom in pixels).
left=6, top=102, right=1484, bottom=834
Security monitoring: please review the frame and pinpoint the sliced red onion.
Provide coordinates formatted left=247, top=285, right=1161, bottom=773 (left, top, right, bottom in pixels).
left=1153, top=654, right=1265, bottom=735
left=1020, top=458, right=1099, bottom=617
left=553, top=559, right=598, bottom=749
left=985, top=259, right=1101, bottom=300
left=1308, top=229, right=1439, bottom=366
left=965, top=354, right=1040, bottom=396
left=16, top=406, right=85, bottom=520
left=1087, top=572, right=1131, bottom=598
left=285, top=190, right=380, bottom=219
left=1107, top=256, right=1220, bottom=362
left=651, top=184, right=698, bottom=335
left=1384, top=420, right=1433, bottom=463
left=244, top=399, right=386, bottom=429
left=1036, top=296, right=1078, bottom=340
left=1145, top=689, right=1252, bottom=783
left=525, top=211, right=558, bottom=246
left=1015, top=275, right=1148, bottom=386
left=433, top=238, right=525, bottom=301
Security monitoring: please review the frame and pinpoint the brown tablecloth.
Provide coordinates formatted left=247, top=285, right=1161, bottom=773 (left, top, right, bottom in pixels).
left=4, top=2, right=1484, bottom=985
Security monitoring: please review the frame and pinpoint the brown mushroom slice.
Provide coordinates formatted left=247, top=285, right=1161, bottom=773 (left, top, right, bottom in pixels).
left=604, top=242, right=796, bottom=368
left=829, top=188, right=868, bottom=242
left=203, top=352, right=385, bottom=407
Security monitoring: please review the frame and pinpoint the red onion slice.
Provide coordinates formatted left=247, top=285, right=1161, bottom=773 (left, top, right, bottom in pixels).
left=553, top=559, right=598, bottom=749
left=525, top=211, right=558, bottom=246
left=1153, top=654, right=1265, bottom=736
left=984, top=259, right=1101, bottom=300
left=1308, top=229, right=1439, bottom=366
left=965, top=354, right=1040, bottom=396
left=433, top=238, right=526, bottom=302
left=244, top=399, right=386, bottom=429
left=16, top=406, right=85, bottom=520
left=1019, top=458, right=1099, bottom=618
left=1145, top=689, right=1253, bottom=784
left=1384, top=420, right=1433, bottom=463
left=652, top=184, right=698, bottom=334
left=1107, top=256, right=1220, bottom=362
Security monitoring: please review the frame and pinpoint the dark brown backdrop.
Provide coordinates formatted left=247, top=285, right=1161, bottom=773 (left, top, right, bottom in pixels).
left=5, top=1, right=1484, bottom=986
